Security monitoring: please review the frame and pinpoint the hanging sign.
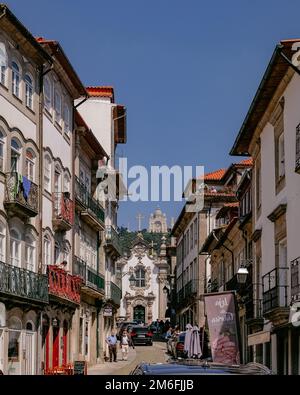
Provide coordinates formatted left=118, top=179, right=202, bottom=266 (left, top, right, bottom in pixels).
left=204, top=291, right=241, bottom=365
left=103, top=305, right=113, bottom=317
left=0, top=303, right=6, bottom=327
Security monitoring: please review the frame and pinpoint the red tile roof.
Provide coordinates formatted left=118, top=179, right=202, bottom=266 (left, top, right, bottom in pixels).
left=204, top=168, right=226, bottom=181
left=238, top=158, right=253, bottom=166
left=86, top=86, right=115, bottom=101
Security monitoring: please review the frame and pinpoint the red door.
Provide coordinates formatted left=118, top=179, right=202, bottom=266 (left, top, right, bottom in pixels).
left=52, top=326, right=60, bottom=368
left=63, top=321, right=68, bottom=365
left=42, top=324, right=50, bottom=371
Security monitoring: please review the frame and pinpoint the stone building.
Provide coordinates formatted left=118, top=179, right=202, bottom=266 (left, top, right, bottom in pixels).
left=148, top=207, right=168, bottom=233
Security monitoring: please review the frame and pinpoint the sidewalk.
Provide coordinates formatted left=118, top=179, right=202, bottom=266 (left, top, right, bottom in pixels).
left=88, top=347, right=137, bottom=375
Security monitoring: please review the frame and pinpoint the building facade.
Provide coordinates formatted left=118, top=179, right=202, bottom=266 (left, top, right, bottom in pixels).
left=148, top=207, right=168, bottom=233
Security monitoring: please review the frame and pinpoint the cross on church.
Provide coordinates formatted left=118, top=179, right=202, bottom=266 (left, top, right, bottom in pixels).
left=136, top=213, right=145, bottom=231
left=150, top=240, right=157, bottom=256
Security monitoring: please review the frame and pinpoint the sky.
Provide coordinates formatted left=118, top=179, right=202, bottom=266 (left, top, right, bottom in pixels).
left=6, top=0, right=300, bottom=230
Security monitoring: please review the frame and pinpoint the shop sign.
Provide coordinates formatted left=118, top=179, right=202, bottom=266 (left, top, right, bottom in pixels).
left=0, top=303, right=5, bottom=327
left=103, top=305, right=113, bottom=317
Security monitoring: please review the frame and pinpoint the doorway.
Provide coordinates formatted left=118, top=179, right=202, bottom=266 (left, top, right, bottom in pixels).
left=52, top=320, right=60, bottom=368
left=62, top=321, right=68, bottom=366
left=42, top=315, right=50, bottom=371
left=133, top=305, right=145, bottom=323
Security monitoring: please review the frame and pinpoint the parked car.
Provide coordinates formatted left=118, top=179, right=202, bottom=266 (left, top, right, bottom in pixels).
left=117, top=321, right=137, bottom=339
left=167, top=332, right=186, bottom=359
left=130, top=361, right=274, bottom=375
left=130, top=325, right=153, bottom=346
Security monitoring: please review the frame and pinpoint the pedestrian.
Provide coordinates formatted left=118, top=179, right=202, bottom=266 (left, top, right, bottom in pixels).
left=106, top=329, right=118, bottom=362
left=120, top=329, right=134, bottom=361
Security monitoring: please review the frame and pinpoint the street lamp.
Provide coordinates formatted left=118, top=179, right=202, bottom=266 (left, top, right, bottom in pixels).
left=237, top=267, right=249, bottom=284
left=163, top=285, right=170, bottom=295
left=129, top=273, right=136, bottom=287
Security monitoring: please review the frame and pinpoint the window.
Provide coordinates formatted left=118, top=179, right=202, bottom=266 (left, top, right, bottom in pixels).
left=54, top=241, right=60, bottom=264
left=135, top=267, right=145, bottom=287
left=256, top=160, right=261, bottom=211
left=194, top=219, right=198, bottom=247
left=10, top=229, right=21, bottom=267
left=44, top=77, right=52, bottom=112
left=0, top=222, right=5, bottom=262
left=54, top=88, right=62, bottom=124
left=63, top=173, right=70, bottom=193
left=25, top=235, right=35, bottom=272
left=190, top=223, right=194, bottom=250
left=12, top=61, right=21, bottom=98
left=44, top=154, right=51, bottom=192
left=0, top=42, right=7, bottom=86
left=278, top=133, right=285, bottom=178
left=63, top=245, right=70, bottom=265
left=63, top=104, right=71, bottom=136
left=186, top=230, right=189, bottom=254
left=11, top=139, right=21, bottom=173
left=43, top=235, right=51, bottom=269
left=25, top=74, right=33, bottom=109
left=0, top=129, right=5, bottom=172
left=26, top=149, right=35, bottom=181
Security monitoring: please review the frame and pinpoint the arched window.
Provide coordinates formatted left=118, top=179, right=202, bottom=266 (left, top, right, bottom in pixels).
left=63, top=103, right=71, bottom=136
left=0, top=128, right=5, bottom=172
left=43, top=235, right=51, bottom=269
left=54, top=164, right=61, bottom=194
left=10, top=228, right=21, bottom=267
left=44, top=76, right=52, bottom=112
left=0, top=42, right=7, bottom=86
left=26, top=149, right=35, bottom=181
left=135, top=267, right=145, bottom=288
left=26, top=321, right=35, bottom=331
left=62, top=244, right=70, bottom=265
left=25, top=74, right=34, bottom=109
left=54, top=87, right=62, bottom=124
left=25, top=234, right=36, bottom=272
left=0, top=221, right=5, bottom=262
left=12, top=61, right=21, bottom=98
left=11, top=138, right=21, bottom=173
left=44, top=154, right=51, bottom=192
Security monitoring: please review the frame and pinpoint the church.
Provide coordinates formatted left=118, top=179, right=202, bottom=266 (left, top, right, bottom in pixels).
left=117, top=233, right=169, bottom=324
left=148, top=207, right=168, bottom=233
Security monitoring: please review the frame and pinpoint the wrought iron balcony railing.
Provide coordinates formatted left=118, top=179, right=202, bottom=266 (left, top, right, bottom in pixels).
left=4, top=172, right=38, bottom=218
left=52, top=192, right=74, bottom=231
left=73, top=256, right=105, bottom=294
left=262, top=267, right=288, bottom=314
left=105, top=226, right=122, bottom=256
left=109, top=281, right=122, bottom=306
left=176, top=280, right=197, bottom=306
left=48, top=265, right=81, bottom=304
left=75, top=177, right=105, bottom=227
left=0, top=260, right=48, bottom=303
left=291, top=257, right=300, bottom=302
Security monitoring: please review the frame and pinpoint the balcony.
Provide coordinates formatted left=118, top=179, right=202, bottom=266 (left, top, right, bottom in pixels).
left=291, top=257, right=300, bottom=302
left=106, top=281, right=122, bottom=306
left=262, top=267, right=289, bottom=326
left=73, top=256, right=105, bottom=297
left=48, top=265, right=81, bottom=305
left=52, top=192, right=74, bottom=232
left=176, top=280, right=197, bottom=308
left=104, top=226, right=122, bottom=257
left=0, top=260, right=48, bottom=304
left=75, top=177, right=105, bottom=230
left=4, top=172, right=38, bottom=218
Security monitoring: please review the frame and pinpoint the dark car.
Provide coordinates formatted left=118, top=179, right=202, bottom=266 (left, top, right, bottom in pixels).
left=117, top=321, right=137, bottom=339
left=130, top=360, right=274, bottom=375
left=130, top=326, right=153, bottom=346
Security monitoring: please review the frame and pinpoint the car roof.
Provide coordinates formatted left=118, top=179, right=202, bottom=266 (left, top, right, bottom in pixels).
left=133, top=361, right=273, bottom=375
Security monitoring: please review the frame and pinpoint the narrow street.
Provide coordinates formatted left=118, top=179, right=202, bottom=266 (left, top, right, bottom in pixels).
left=88, top=342, right=168, bottom=375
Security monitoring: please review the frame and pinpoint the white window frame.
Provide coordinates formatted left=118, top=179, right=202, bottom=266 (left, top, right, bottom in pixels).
left=278, top=133, right=285, bottom=178
left=25, top=235, right=36, bottom=272
left=63, top=103, right=71, bottom=136
left=11, top=138, right=21, bottom=173
left=44, top=76, right=52, bottom=112
left=0, top=129, right=5, bottom=172
left=63, top=173, right=70, bottom=193
left=54, top=241, right=60, bottom=265
left=0, top=222, right=5, bottom=262
left=0, top=42, right=7, bottom=86
left=25, top=74, right=34, bottom=109
left=43, top=235, right=51, bottom=269
left=44, top=154, right=52, bottom=192
left=54, top=87, right=62, bottom=125
left=12, top=60, right=21, bottom=98
left=10, top=229, right=21, bottom=268
left=26, top=149, right=35, bottom=182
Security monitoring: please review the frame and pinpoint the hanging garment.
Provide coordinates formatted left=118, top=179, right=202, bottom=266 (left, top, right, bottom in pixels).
left=184, top=323, right=193, bottom=358
left=22, top=176, right=32, bottom=200
left=190, top=326, right=202, bottom=359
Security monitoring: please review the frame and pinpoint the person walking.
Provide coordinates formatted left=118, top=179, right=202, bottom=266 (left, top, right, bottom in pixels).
left=120, top=329, right=134, bottom=361
left=106, top=329, right=118, bottom=362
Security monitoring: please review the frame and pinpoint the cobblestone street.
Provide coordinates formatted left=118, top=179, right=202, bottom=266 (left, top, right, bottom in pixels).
left=88, top=342, right=168, bottom=375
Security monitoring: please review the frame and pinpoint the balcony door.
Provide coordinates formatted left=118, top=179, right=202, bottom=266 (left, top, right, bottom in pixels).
left=10, top=229, right=21, bottom=268
left=54, top=167, right=61, bottom=215
left=10, top=139, right=21, bottom=173
left=52, top=321, right=60, bottom=368
left=24, top=322, right=35, bottom=375
left=79, top=164, right=91, bottom=194
left=62, top=321, right=68, bottom=366
left=42, top=315, right=50, bottom=371
left=0, top=329, right=4, bottom=373
left=7, top=317, right=22, bottom=375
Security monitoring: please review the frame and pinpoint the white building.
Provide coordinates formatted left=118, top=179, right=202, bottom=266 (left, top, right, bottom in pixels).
left=118, top=234, right=169, bottom=324
left=230, top=39, right=300, bottom=374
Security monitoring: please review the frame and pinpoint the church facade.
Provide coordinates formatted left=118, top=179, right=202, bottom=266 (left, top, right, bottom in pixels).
left=148, top=207, right=168, bottom=233
left=117, top=234, right=169, bottom=324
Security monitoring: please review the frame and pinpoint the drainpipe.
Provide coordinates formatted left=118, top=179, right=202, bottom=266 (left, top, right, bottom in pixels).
left=212, top=230, right=234, bottom=276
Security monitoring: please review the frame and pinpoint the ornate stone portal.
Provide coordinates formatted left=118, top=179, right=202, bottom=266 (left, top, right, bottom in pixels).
left=117, top=233, right=169, bottom=323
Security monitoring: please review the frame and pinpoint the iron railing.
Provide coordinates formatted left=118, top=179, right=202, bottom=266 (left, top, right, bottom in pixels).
left=177, top=280, right=197, bottom=305
left=110, top=281, right=122, bottom=305
left=48, top=265, right=81, bottom=304
left=4, top=172, right=38, bottom=215
left=52, top=192, right=74, bottom=226
left=105, top=226, right=122, bottom=256
left=262, top=267, right=288, bottom=314
left=291, top=257, right=300, bottom=302
left=0, top=260, right=48, bottom=303
left=73, top=256, right=105, bottom=293
left=75, top=177, right=105, bottom=223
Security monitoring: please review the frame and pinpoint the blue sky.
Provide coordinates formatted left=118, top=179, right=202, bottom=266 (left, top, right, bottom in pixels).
left=6, top=0, right=300, bottom=229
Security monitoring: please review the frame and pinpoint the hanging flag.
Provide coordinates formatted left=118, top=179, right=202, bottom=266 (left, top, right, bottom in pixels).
left=204, top=291, right=241, bottom=365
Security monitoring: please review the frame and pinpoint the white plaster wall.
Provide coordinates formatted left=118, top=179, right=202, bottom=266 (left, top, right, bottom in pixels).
left=0, top=95, right=36, bottom=141
left=120, top=252, right=159, bottom=320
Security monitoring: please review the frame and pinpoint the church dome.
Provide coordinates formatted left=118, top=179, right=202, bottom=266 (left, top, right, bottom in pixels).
left=154, top=207, right=162, bottom=216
